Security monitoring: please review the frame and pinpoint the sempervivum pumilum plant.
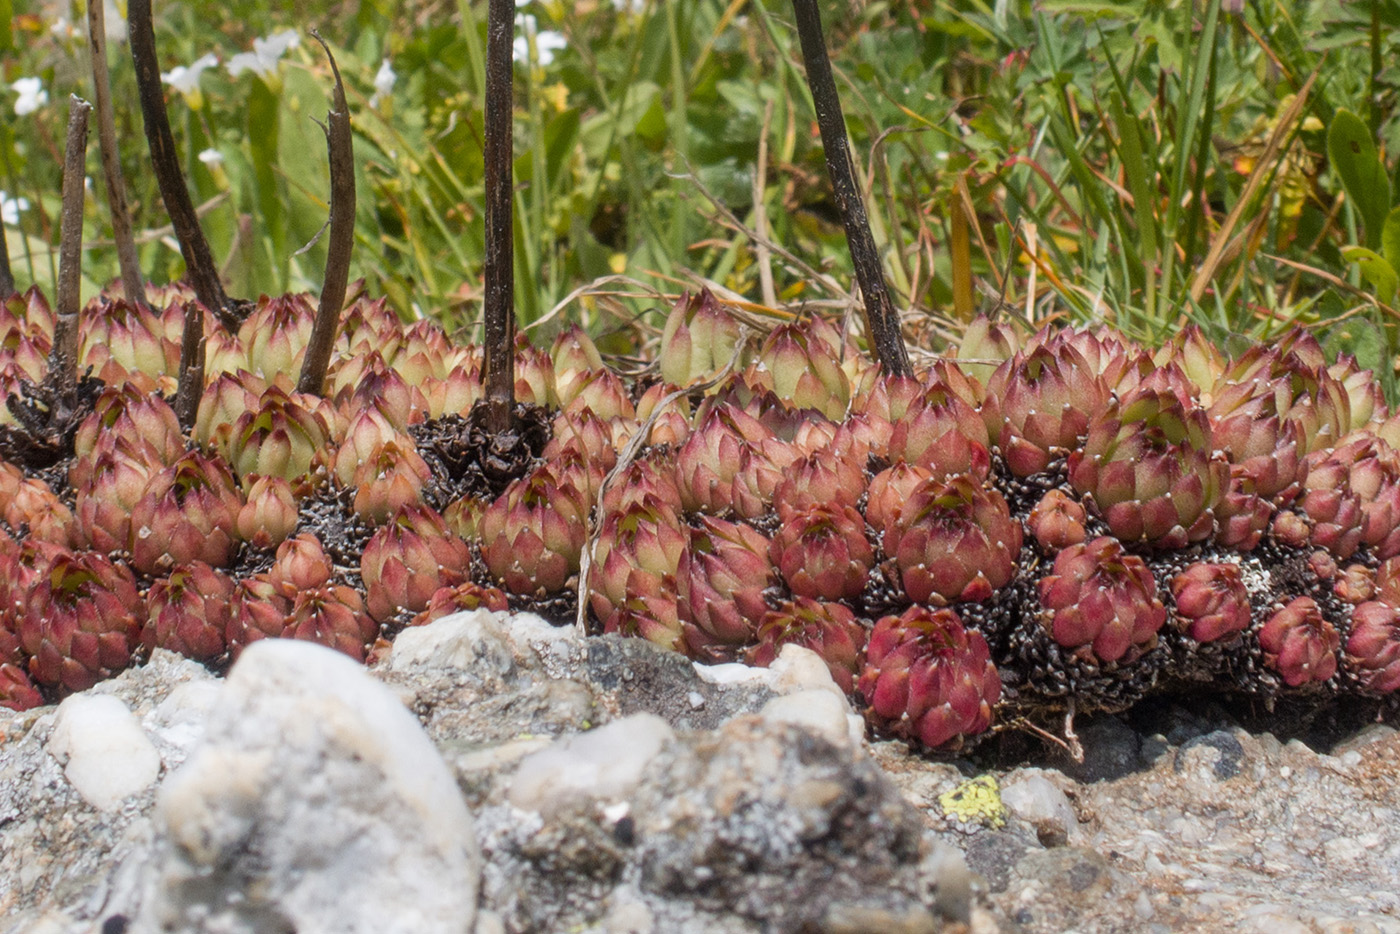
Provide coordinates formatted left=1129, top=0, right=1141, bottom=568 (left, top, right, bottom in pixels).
left=1068, top=367, right=1228, bottom=549
left=882, top=473, right=1021, bottom=605
left=4, top=3, right=1398, bottom=753
left=747, top=597, right=867, bottom=693
left=857, top=606, right=1001, bottom=750
left=1170, top=562, right=1253, bottom=645
left=1345, top=601, right=1400, bottom=695
left=1037, top=536, right=1167, bottom=664
left=1258, top=596, right=1340, bottom=687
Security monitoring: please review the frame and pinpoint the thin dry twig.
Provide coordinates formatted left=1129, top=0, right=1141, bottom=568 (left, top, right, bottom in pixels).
left=51, top=96, right=92, bottom=417
left=1189, top=67, right=1318, bottom=304
left=482, top=0, right=516, bottom=434
left=297, top=32, right=356, bottom=397
left=754, top=98, right=778, bottom=309
left=88, top=0, right=144, bottom=306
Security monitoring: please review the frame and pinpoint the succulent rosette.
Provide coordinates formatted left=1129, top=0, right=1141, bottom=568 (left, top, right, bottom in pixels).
left=857, top=606, right=1001, bottom=750
left=749, top=320, right=851, bottom=420
left=589, top=497, right=687, bottom=632
left=746, top=598, right=868, bottom=693
left=659, top=289, right=746, bottom=387
left=224, top=386, right=335, bottom=489
left=954, top=315, right=1022, bottom=383
left=235, top=474, right=300, bottom=549
left=864, top=461, right=934, bottom=537
left=142, top=562, right=237, bottom=662
left=129, top=451, right=244, bottom=575
left=770, top=504, right=874, bottom=602
left=332, top=355, right=430, bottom=432
left=1220, top=336, right=1350, bottom=455
left=194, top=370, right=266, bottom=452
left=676, top=402, right=795, bottom=518
left=350, top=438, right=433, bottom=525
left=1170, top=562, right=1253, bottom=644
left=0, top=663, right=43, bottom=711
left=79, top=297, right=181, bottom=388
left=1344, top=601, right=1400, bottom=694
left=1280, top=442, right=1370, bottom=560
left=227, top=576, right=294, bottom=658
left=411, top=582, right=511, bottom=626
left=361, top=505, right=471, bottom=622
left=883, top=474, right=1021, bottom=605
left=267, top=534, right=336, bottom=592
left=887, top=381, right=991, bottom=480
left=773, top=450, right=866, bottom=522
left=19, top=551, right=143, bottom=694
left=1067, top=369, right=1227, bottom=549
left=984, top=343, right=1107, bottom=477
left=70, top=385, right=186, bottom=489
left=1027, top=489, right=1087, bottom=551
left=677, top=516, right=775, bottom=662
left=235, top=292, right=316, bottom=379
left=479, top=462, right=590, bottom=595
left=0, top=469, right=76, bottom=547
left=1037, top=537, right=1167, bottom=664
left=1257, top=596, right=1339, bottom=687
left=285, top=585, right=379, bottom=661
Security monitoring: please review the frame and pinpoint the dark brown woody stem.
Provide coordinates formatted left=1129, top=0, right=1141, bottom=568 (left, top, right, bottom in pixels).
left=789, top=0, right=912, bottom=378
left=52, top=96, right=92, bottom=419
left=88, top=0, right=145, bottom=306
left=297, top=32, right=356, bottom=398
left=482, top=0, right=517, bottom=433
left=128, top=0, right=235, bottom=327
left=0, top=213, right=12, bottom=298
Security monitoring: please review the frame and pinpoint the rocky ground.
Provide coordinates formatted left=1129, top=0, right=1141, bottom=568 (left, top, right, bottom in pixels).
left=1, top=611, right=1398, bottom=934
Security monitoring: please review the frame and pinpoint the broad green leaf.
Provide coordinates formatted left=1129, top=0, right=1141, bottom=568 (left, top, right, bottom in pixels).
left=1383, top=205, right=1400, bottom=273
left=1342, top=246, right=1399, bottom=305
left=0, top=0, right=12, bottom=51
left=1329, top=110, right=1392, bottom=249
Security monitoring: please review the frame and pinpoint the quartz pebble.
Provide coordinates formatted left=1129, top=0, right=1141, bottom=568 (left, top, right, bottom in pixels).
left=47, top=693, right=160, bottom=811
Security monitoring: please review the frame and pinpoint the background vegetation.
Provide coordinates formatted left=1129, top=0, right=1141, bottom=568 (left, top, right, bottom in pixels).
left=4, top=0, right=1400, bottom=391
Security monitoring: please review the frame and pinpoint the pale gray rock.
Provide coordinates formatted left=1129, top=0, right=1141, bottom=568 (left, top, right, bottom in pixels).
left=999, top=771, right=1077, bottom=847
left=133, top=638, right=479, bottom=934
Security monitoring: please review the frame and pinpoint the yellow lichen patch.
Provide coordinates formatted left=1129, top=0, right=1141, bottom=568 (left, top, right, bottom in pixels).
left=938, top=775, right=1007, bottom=829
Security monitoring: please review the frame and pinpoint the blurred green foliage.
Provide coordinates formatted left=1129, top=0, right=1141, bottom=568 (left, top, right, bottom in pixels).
left=4, top=0, right=1400, bottom=382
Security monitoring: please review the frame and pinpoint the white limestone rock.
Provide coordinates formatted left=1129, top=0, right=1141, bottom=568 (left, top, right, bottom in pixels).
left=509, top=713, right=674, bottom=815
left=135, top=638, right=479, bottom=934
left=46, top=694, right=161, bottom=812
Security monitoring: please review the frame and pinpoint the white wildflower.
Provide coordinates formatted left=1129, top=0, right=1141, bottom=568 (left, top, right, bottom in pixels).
left=370, top=58, right=396, bottom=108
left=163, top=53, right=220, bottom=96
left=611, top=0, right=647, bottom=12
left=10, top=77, right=48, bottom=117
left=227, top=29, right=300, bottom=79
left=197, top=148, right=225, bottom=167
left=513, top=14, right=567, bottom=66
left=0, top=191, right=30, bottom=227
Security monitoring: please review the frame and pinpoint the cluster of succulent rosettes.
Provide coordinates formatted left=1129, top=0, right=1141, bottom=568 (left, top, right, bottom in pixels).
left=4, top=285, right=1400, bottom=752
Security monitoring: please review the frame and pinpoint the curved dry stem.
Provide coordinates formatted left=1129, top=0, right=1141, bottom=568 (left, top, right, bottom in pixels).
left=0, top=219, right=12, bottom=298
left=88, top=0, right=145, bottom=306
left=128, top=0, right=234, bottom=326
left=296, top=31, right=356, bottom=398
left=789, top=0, right=912, bottom=377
